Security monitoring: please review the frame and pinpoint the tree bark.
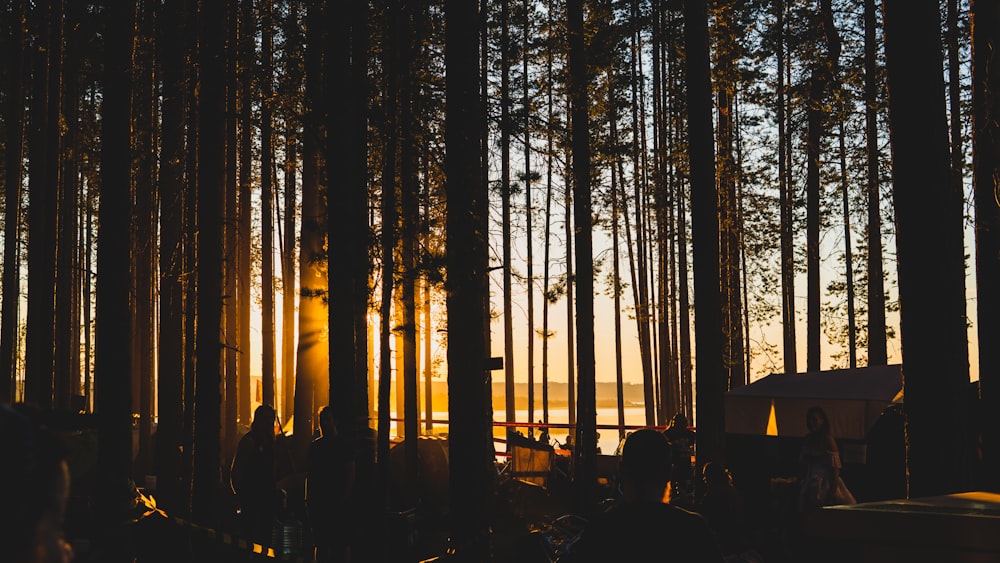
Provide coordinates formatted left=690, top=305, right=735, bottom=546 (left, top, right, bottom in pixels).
left=864, top=0, right=887, bottom=366
left=884, top=0, right=972, bottom=497
left=684, top=0, right=725, bottom=466
left=445, top=0, right=494, bottom=555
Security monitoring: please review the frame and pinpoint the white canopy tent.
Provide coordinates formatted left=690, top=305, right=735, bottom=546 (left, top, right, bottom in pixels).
left=725, top=364, right=903, bottom=441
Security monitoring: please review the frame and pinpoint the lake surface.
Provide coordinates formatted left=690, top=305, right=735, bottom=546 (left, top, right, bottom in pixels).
left=391, top=406, right=658, bottom=455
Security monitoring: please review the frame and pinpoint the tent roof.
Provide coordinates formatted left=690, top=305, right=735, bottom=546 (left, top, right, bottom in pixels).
left=727, top=364, right=903, bottom=403
left=724, top=364, right=902, bottom=439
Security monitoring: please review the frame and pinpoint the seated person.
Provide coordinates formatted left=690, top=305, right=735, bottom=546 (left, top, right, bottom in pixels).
left=1, top=403, right=74, bottom=563
left=573, top=429, right=724, bottom=563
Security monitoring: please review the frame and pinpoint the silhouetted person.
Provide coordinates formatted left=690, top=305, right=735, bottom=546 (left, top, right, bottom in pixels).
left=306, top=406, right=356, bottom=563
left=574, top=428, right=724, bottom=563
left=798, top=406, right=854, bottom=513
left=664, top=412, right=696, bottom=504
left=695, top=462, right=750, bottom=559
left=538, top=421, right=550, bottom=445
left=1, top=403, right=73, bottom=563
left=231, top=404, right=278, bottom=546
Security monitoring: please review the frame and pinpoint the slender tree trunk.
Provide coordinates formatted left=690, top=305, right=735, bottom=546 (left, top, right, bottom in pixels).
left=156, top=0, right=186, bottom=513
left=884, top=0, right=972, bottom=497
left=261, top=0, right=276, bottom=409
left=564, top=148, right=575, bottom=430
left=777, top=0, right=797, bottom=374
left=1, top=0, right=26, bottom=402
left=501, top=0, right=516, bottom=433
left=400, top=0, right=421, bottom=498
left=132, top=0, right=156, bottom=474
left=377, top=0, right=400, bottom=536
left=608, top=74, right=626, bottom=442
left=223, top=0, right=238, bottom=458
left=628, top=0, right=654, bottom=423
left=237, top=0, right=253, bottom=427
left=280, top=0, right=300, bottom=425
left=838, top=121, right=857, bottom=368
left=192, top=0, right=226, bottom=536
left=684, top=0, right=725, bottom=466
left=55, top=0, right=81, bottom=412
left=864, top=0, right=887, bottom=366
left=542, top=0, right=554, bottom=427
left=524, top=0, right=535, bottom=432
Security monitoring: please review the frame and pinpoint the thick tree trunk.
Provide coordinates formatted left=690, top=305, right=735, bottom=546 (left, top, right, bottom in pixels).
left=567, top=0, right=598, bottom=513
left=884, top=0, right=972, bottom=497
left=96, top=0, right=134, bottom=554
left=1, top=0, right=25, bottom=402
left=971, top=0, right=1000, bottom=491
left=864, top=0, right=887, bottom=366
left=684, top=0, right=725, bottom=466
left=237, top=0, right=253, bottom=427
left=192, top=0, right=226, bottom=533
left=445, top=0, right=494, bottom=556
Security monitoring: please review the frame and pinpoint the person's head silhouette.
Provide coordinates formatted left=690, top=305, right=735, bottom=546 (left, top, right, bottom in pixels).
left=0, top=403, right=73, bottom=563
left=620, top=428, right=672, bottom=503
left=251, top=404, right=277, bottom=442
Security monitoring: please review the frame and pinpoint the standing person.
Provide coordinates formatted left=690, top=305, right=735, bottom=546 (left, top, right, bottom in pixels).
left=1, top=403, right=74, bottom=563
left=798, top=406, right=854, bottom=513
left=305, top=406, right=356, bottom=563
left=664, top=412, right=697, bottom=505
left=573, top=429, right=725, bottom=563
left=230, top=404, right=279, bottom=546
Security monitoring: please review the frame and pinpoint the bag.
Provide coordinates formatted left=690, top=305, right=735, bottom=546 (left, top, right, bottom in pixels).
left=828, top=476, right=856, bottom=505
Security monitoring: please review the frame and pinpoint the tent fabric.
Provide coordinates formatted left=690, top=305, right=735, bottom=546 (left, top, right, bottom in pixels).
left=725, top=364, right=902, bottom=440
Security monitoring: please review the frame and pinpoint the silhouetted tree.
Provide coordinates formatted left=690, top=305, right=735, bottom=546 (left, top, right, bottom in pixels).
left=884, top=0, right=971, bottom=497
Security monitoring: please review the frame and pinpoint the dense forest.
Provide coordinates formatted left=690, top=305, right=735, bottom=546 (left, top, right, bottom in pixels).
left=1, top=0, right=999, bottom=560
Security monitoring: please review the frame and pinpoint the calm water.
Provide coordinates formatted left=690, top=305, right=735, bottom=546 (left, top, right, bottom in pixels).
left=391, top=406, right=654, bottom=455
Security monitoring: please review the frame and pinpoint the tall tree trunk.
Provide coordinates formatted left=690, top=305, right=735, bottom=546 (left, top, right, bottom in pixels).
left=501, top=0, right=516, bottom=433
left=132, top=0, right=156, bottom=475
left=280, top=0, right=300, bottom=425
left=884, top=0, right=972, bottom=497
left=55, top=0, right=81, bottom=412
left=25, top=0, right=60, bottom=409
left=1, top=0, right=26, bottom=402
left=377, top=0, right=400, bottom=537
left=223, top=0, right=239, bottom=459
left=292, top=0, right=325, bottom=461
left=350, top=0, right=370, bottom=428
left=261, top=0, right=276, bottom=409
left=864, top=0, right=887, bottom=366
left=608, top=74, right=626, bottom=442
left=96, top=0, right=134, bottom=555
left=192, top=0, right=226, bottom=533
left=837, top=121, right=857, bottom=368
left=524, top=0, right=535, bottom=432
left=156, top=0, right=186, bottom=513
left=776, top=0, right=796, bottom=375
left=400, top=0, right=421, bottom=500
left=326, top=0, right=365, bottom=432
left=628, top=0, right=654, bottom=423
left=715, top=0, right=743, bottom=390
left=182, top=0, right=199, bottom=513
left=806, top=0, right=841, bottom=372
left=542, top=0, right=554, bottom=427
left=684, top=0, right=725, bottom=466
left=445, top=0, right=494, bottom=555
left=567, top=0, right=597, bottom=513
left=972, top=0, right=1000, bottom=492
left=237, top=0, right=253, bottom=427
